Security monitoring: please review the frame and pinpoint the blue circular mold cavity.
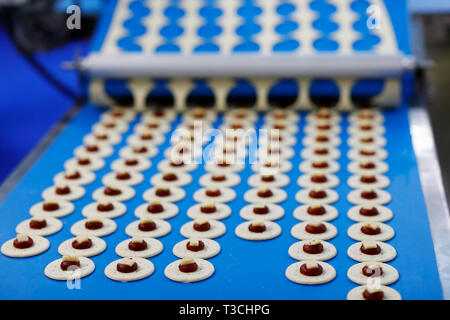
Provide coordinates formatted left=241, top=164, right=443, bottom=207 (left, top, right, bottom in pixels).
left=155, top=43, right=180, bottom=53
left=237, top=5, right=262, bottom=18
left=187, top=82, right=216, bottom=107
left=194, top=42, right=220, bottom=52
left=236, top=22, right=262, bottom=37
left=227, top=80, right=257, bottom=107
left=160, top=24, right=184, bottom=39
left=351, top=79, right=384, bottom=107
left=198, top=24, right=222, bottom=38
left=277, top=3, right=296, bottom=16
left=273, top=39, right=300, bottom=52
left=268, top=79, right=299, bottom=107
left=199, top=6, right=222, bottom=19
left=233, top=41, right=260, bottom=52
left=309, top=79, right=340, bottom=107
left=275, top=21, right=298, bottom=35
left=313, top=37, right=339, bottom=51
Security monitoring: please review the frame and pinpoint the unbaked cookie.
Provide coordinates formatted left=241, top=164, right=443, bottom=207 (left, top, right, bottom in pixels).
left=45, top=256, right=95, bottom=281
left=115, top=238, right=163, bottom=258
left=347, top=189, right=391, bottom=205
left=248, top=173, right=290, bottom=188
left=347, top=241, right=397, bottom=262
left=187, top=203, right=232, bottom=220
left=83, top=131, right=122, bottom=146
left=58, top=236, right=106, bottom=257
left=143, top=187, right=186, bottom=203
left=92, top=185, right=136, bottom=202
left=285, top=260, right=336, bottom=285
left=347, top=205, right=393, bottom=222
left=110, top=157, right=151, bottom=172
left=295, top=189, right=339, bottom=205
left=125, top=219, right=172, bottom=238
left=291, top=221, right=338, bottom=240
left=74, top=144, right=114, bottom=159
left=70, top=218, right=117, bottom=237
left=347, top=285, right=401, bottom=300
left=42, top=184, right=85, bottom=201
left=30, top=200, right=74, bottom=218
left=302, top=135, right=341, bottom=148
left=239, top=204, right=285, bottom=221
left=347, top=262, right=399, bottom=285
left=157, top=159, right=198, bottom=173
left=164, top=258, right=214, bottom=283
left=234, top=221, right=281, bottom=241
left=105, top=257, right=155, bottom=282
left=288, top=240, right=337, bottom=261
left=347, top=222, right=395, bottom=241
left=297, top=174, right=340, bottom=189
left=347, top=136, right=387, bottom=149
left=251, top=160, right=293, bottom=174
left=193, top=188, right=236, bottom=203
left=134, top=202, right=179, bottom=220
left=102, top=170, right=144, bottom=187
left=82, top=201, right=127, bottom=219
left=347, top=148, right=388, bottom=161
left=293, top=204, right=338, bottom=222
left=172, top=239, right=221, bottom=259
left=180, top=220, right=226, bottom=239
left=300, top=148, right=341, bottom=161
left=16, top=217, right=62, bottom=236
left=150, top=172, right=192, bottom=187
left=126, top=133, right=165, bottom=147
left=347, top=174, right=390, bottom=189
left=347, top=161, right=389, bottom=175
left=198, top=172, right=241, bottom=188
left=53, top=170, right=96, bottom=186
left=244, top=188, right=287, bottom=204
left=64, top=156, right=105, bottom=172
left=119, top=144, right=158, bottom=159
left=299, top=160, right=340, bottom=174
left=1, top=235, right=49, bottom=258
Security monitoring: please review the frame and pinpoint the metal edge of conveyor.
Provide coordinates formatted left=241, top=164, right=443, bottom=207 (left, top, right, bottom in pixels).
left=409, top=105, right=450, bottom=299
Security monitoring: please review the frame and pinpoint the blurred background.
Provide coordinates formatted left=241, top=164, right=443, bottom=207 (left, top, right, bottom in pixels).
left=0, top=0, right=449, bottom=203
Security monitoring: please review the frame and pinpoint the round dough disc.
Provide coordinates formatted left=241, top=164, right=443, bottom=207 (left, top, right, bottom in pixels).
left=150, top=172, right=192, bottom=187
left=180, top=220, right=226, bottom=239
left=82, top=201, right=127, bottom=219
left=74, top=144, right=114, bottom=158
left=347, top=174, right=390, bottom=189
left=244, top=188, right=287, bottom=204
left=70, top=218, right=117, bottom=237
left=347, top=222, right=395, bottom=241
left=157, top=160, right=198, bottom=173
left=347, top=262, right=399, bottom=285
left=347, top=161, right=389, bottom=175
left=53, top=170, right=96, bottom=186
left=347, top=189, right=391, bottom=205
left=187, top=203, right=232, bottom=220
left=92, top=186, right=135, bottom=202
left=16, top=217, right=62, bottom=236
left=247, top=174, right=290, bottom=188
left=125, top=219, right=172, bottom=238
left=102, top=171, right=144, bottom=187
left=251, top=160, right=293, bottom=174
left=293, top=204, right=338, bottom=222
left=42, top=185, right=85, bottom=201
left=347, top=148, right=388, bottom=161
left=110, top=158, right=151, bottom=172
left=347, top=242, right=397, bottom=262
left=58, top=236, right=106, bottom=257
left=291, top=222, right=338, bottom=240
left=300, top=148, right=341, bottom=161
left=105, top=258, right=155, bottom=282
left=235, top=221, right=281, bottom=241
left=347, top=285, right=401, bottom=300
left=1, top=235, right=49, bottom=258
left=115, top=238, right=163, bottom=258
left=134, top=202, right=179, bottom=220
left=285, top=261, right=336, bottom=285
left=143, top=187, right=186, bottom=203
left=193, top=188, right=236, bottom=203
left=30, top=201, right=74, bottom=218
left=199, top=172, right=241, bottom=188
left=288, top=240, right=337, bottom=261
left=172, top=239, right=221, bottom=259
left=347, top=205, right=393, bottom=222
left=45, top=257, right=95, bottom=281
left=164, top=258, right=214, bottom=283
left=119, top=145, right=158, bottom=159
left=299, top=160, right=340, bottom=174
left=64, top=157, right=105, bottom=172
left=239, top=204, right=285, bottom=221
left=297, top=174, right=339, bottom=189
left=295, top=189, right=339, bottom=205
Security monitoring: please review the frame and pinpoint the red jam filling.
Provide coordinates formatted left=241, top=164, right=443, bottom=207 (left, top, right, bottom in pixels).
left=261, top=175, right=275, bottom=182
left=125, top=159, right=138, bottom=166
left=97, top=203, right=114, bottom=212
left=361, top=225, right=381, bottom=235
left=116, top=172, right=131, bottom=180
left=13, top=236, right=33, bottom=249
left=29, top=219, right=47, bottom=229
left=360, top=149, right=376, bottom=156
left=128, top=240, right=148, bottom=251
left=65, top=171, right=81, bottom=180
left=360, top=137, right=374, bottom=143
left=186, top=241, right=205, bottom=252
left=359, top=207, right=379, bottom=216
left=273, top=124, right=285, bottom=130
left=56, top=186, right=71, bottom=195
left=300, top=263, right=323, bottom=276
left=309, top=190, right=327, bottom=199
left=117, top=262, right=138, bottom=273
left=315, top=135, right=329, bottom=142
left=86, top=145, right=99, bottom=152
left=163, top=173, right=178, bottom=181
left=139, top=221, right=157, bottom=231
left=85, top=220, right=103, bottom=230
left=248, top=223, right=266, bottom=233
left=360, top=175, right=377, bottom=183
left=104, top=122, right=116, bottom=128
left=359, top=124, right=373, bottom=131
left=111, top=109, right=124, bottom=117
left=362, top=265, right=384, bottom=277
left=95, top=133, right=108, bottom=140
left=200, top=205, right=216, bottom=214
left=363, top=289, right=384, bottom=300
left=140, top=133, right=153, bottom=140
left=312, top=161, right=328, bottom=169
left=206, top=189, right=221, bottom=197
left=133, top=146, right=148, bottom=154
left=303, top=242, right=324, bottom=254
left=147, top=203, right=164, bottom=213
left=72, top=238, right=92, bottom=249
left=317, top=124, right=331, bottom=130
left=311, top=174, right=327, bottom=183
left=253, top=205, right=269, bottom=214
left=314, top=148, right=329, bottom=155
left=361, top=190, right=378, bottom=199
left=193, top=222, right=211, bottom=232
left=360, top=244, right=382, bottom=255
left=231, top=123, right=243, bottom=129
left=170, top=160, right=184, bottom=167
left=305, top=223, right=327, bottom=234
left=178, top=262, right=198, bottom=273
left=217, top=162, right=230, bottom=167
left=155, top=188, right=171, bottom=197
left=43, top=202, right=59, bottom=211
left=257, top=189, right=273, bottom=198
left=60, top=260, right=80, bottom=271
left=153, top=109, right=165, bottom=117
left=77, top=158, right=91, bottom=165
left=147, top=123, right=159, bottom=129
left=104, top=187, right=122, bottom=196
left=211, top=174, right=226, bottom=182
left=360, top=162, right=376, bottom=169
left=307, top=206, right=326, bottom=215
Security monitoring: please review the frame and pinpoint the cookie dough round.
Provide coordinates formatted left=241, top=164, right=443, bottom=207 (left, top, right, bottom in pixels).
left=347, top=222, right=395, bottom=241
left=199, top=172, right=241, bottom=188
left=93, top=121, right=129, bottom=134
left=348, top=111, right=384, bottom=124
left=347, top=174, right=390, bottom=189
left=58, top=236, right=106, bottom=257
left=115, top=238, right=163, bottom=258
left=244, top=188, right=287, bottom=204
left=291, top=222, right=338, bottom=240
left=293, top=204, right=338, bottom=222
left=119, top=144, right=158, bottom=159
left=347, top=148, right=388, bottom=161
left=172, top=239, right=221, bottom=259
left=187, top=203, right=232, bottom=220
left=164, top=258, right=214, bottom=283
left=150, top=172, right=192, bottom=187
left=304, top=124, right=341, bottom=135
left=92, top=185, right=135, bottom=202
left=180, top=220, right=226, bottom=239
left=125, top=219, right=172, bottom=238
left=16, top=217, right=62, bottom=236
left=299, top=160, right=340, bottom=174
left=248, top=173, right=290, bottom=188
left=54, top=170, right=96, bottom=186
left=42, top=185, right=85, bottom=201
left=126, top=133, right=165, bottom=147
left=135, top=202, right=179, bottom=220
left=204, top=162, right=245, bottom=174
left=300, top=148, right=341, bottom=161
left=134, top=121, right=171, bottom=134
left=347, top=205, right=393, bottom=222
left=347, top=136, right=387, bottom=149
left=347, top=189, right=391, bottom=205
left=347, top=285, right=401, bottom=300
left=157, top=159, right=198, bottom=173
left=306, top=112, right=341, bottom=124
left=297, top=174, right=339, bottom=189
left=235, top=221, right=281, bottom=241
left=101, top=108, right=136, bottom=122
left=110, top=158, right=151, bottom=172
left=83, top=132, right=122, bottom=146
left=1, top=235, right=49, bottom=258
left=193, top=188, right=236, bottom=203
left=64, top=156, right=105, bottom=172
left=251, top=160, right=293, bottom=174
left=74, top=144, right=114, bottom=158
left=302, top=136, right=341, bottom=148
left=239, top=203, right=284, bottom=221
left=347, top=262, right=399, bottom=285
left=70, top=218, right=117, bottom=237
left=105, top=257, right=154, bottom=282
left=347, top=161, right=389, bottom=175
left=285, top=261, right=336, bottom=285
left=30, top=200, right=74, bottom=218
left=82, top=201, right=127, bottom=219
left=295, top=189, right=339, bottom=205
left=347, top=124, right=385, bottom=137
left=143, top=187, right=186, bottom=203
left=45, top=256, right=95, bottom=281
left=347, top=241, right=397, bottom=262
left=102, top=171, right=144, bottom=187
left=288, top=240, right=337, bottom=261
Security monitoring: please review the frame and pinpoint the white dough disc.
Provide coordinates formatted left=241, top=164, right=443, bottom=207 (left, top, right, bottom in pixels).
left=1, top=235, right=49, bottom=258
left=347, top=136, right=387, bottom=149
left=105, top=257, right=154, bottom=282
left=295, top=189, right=339, bottom=205
left=239, top=203, right=284, bottom=221
left=172, top=239, right=221, bottom=259
left=143, top=187, right=186, bottom=203
left=291, top=222, right=338, bottom=240
left=251, top=160, right=293, bottom=174
left=16, top=217, right=62, bottom=236
left=64, top=157, right=105, bottom=172
left=83, top=132, right=122, bottom=146
left=306, top=112, right=341, bottom=124
left=297, top=174, right=340, bottom=189
left=180, top=220, right=226, bottom=239
left=258, top=134, right=297, bottom=147
left=253, top=146, right=295, bottom=160
left=302, top=136, right=341, bottom=148
left=42, top=185, right=85, bottom=201
left=347, top=189, right=391, bottom=205
left=134, top=202, right=179, bottom=220
left=288, top=240, right=337, bottom=261
left=193, top=188, right=236, bottom=203
left=115, top=238, right=163, bottom=258
left=126, top=133, right=165, bottom=147
left=347, top=148, right=388, bottom=161
left=143, top=108, right=177, bottom=122
left=347, top=262, right=399, bottom=285
left=125, top=219, right=171, bottom=238
left=347, top=285, right=401, bottom=300
left=204, top=162, right=245, bottom=173
left=300, top=148, right=341, bottom=161
left=248, top=173, right=290, bottom=188
left=348, top=111, right=384, bottom=124
left=111, top=158, right=151, bottom=172
left=93, top=121, right=129, bottom=134
left=101, top=108, right=136, bottom=122
left=285, top=261, right=336, bottom=285
left=347, top=174, right=390, bottom=189
left=183, top=108, right=217, bottom=122
left=70, top=218, right=117, bottom=237
left=30, top=200, right=74, bottom=218
left=45, top=256, right=95, bottom=281
left=299, top=160, right=340, bottom=174
left=347, top=161, right=389, bottom=175
left=265, top=109, right=300, bottom=122
left=261, top=123, right=299, bottom=135
left=92, top=185, right=136, bottom=202
left=58, top=236, right=106, bottom=257
left=347, top=124, right=385, bottom=136
left=347, top=222, right=395, bottom=241
left=119, top=145, right=158, bottom=159
left=164, top=258, right=214, bottom=283
left=304, top=124, right=341, bottom=135
left=74, top=144, right=114, bottom=158
left=244, top=188, right=287, bottom=204
left=187, top=203, right=232, bottom=220
left=157, top=159, right=198, bottom=173
left=53, top=170, right=96, bottom=186
left=102, top=171, right=144, bottom=186
left=347, top=241, right=397, bottom=262
left=293, top=204, right=338, bottom=222
left=235, top=221, right=281, bottom=241
left=347, top=205, right=393, bottom=222
left=82, top=201, right=127, bottom=219
left=134, top=121, right=171, bottom=134
left=150, top=172, right=192, bottom=187
left=199, top=172, right=241, bottom=188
